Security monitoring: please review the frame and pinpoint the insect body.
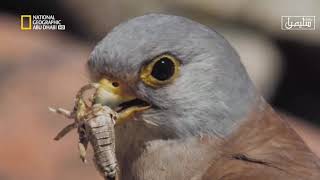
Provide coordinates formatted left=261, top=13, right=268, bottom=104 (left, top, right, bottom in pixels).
left=86, top=104, right=118, bottom=179
left=49, top=83, right=119, bottom=180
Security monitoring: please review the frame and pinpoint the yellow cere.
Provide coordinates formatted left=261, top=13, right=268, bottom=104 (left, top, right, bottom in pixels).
left=98, top=78, right=121, bottom=94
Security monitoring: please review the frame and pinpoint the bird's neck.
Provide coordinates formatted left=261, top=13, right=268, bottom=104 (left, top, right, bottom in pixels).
left=116, top=135, right=221, bottom=180
left=114, top=96, right=263, bottom=179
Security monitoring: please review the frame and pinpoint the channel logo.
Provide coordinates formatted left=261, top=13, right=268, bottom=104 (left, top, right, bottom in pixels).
left=20, top=15, right=32, bottom=30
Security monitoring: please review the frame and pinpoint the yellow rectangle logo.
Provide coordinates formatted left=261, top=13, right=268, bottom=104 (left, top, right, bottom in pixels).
left=21, top=15, right=32, bottom=30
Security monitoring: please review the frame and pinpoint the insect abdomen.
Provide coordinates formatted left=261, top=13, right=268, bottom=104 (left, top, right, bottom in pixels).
left=87, top=106, right=118, bottom=179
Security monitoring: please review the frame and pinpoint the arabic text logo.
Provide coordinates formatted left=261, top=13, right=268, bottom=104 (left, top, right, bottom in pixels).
left=281, top=16, right=315, bottom=30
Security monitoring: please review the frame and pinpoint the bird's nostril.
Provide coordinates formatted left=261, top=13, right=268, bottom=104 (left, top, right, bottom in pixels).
left=112, top=82, right=119, bottom=87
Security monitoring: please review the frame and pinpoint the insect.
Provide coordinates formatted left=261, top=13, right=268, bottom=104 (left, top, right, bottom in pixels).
left=49, top=83, right=119, bottom=180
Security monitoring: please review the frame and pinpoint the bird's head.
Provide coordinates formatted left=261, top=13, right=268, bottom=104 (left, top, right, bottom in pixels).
left=87, top=14, right=258, bottom=143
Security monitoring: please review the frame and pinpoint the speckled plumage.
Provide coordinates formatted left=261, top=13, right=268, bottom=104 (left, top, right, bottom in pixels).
left=87, top=14, right=320, bottom=180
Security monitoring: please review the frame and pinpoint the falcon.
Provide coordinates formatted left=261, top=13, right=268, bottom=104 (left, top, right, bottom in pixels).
left=87, top=14, right=320, bottom=180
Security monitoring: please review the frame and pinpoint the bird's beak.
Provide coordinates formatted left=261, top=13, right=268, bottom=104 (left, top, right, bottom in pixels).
left=94, top=78, right=151, bottom=125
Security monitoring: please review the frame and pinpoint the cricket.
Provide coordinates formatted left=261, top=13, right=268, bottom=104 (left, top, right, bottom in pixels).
left=49, top=83, right=119, bottom=180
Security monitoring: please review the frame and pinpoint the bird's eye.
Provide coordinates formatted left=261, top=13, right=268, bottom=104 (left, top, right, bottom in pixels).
left=140, top=54, right=180, bottom=88
left=151, top=57, right=175, bottom=81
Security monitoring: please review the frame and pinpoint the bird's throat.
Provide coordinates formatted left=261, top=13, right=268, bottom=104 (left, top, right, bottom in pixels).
left=116, top=129, right=221, bottom=180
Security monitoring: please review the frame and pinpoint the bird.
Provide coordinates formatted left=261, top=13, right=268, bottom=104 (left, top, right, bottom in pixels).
left=86, top=14, right=320, bottom=180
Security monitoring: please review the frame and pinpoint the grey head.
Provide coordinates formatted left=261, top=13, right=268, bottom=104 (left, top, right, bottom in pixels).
left=88, top=13, right=258, bottom=140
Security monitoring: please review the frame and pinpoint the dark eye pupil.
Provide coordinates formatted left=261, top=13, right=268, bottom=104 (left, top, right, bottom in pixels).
left=151, top=57, right=175, bottom=81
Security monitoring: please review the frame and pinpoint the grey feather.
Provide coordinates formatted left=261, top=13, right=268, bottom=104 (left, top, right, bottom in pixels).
left=88, top=14, right=258, bottom=139
left=87, top=13, right=262, bottom=180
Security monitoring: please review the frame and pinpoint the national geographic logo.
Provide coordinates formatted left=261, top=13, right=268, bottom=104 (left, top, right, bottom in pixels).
left=20, top=15, right=66, bottom=31
left=20, top=15, right=32, bottom=30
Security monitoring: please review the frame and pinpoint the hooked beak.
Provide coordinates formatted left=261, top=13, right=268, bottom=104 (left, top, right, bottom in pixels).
left=94, top=78, right=151, bottom=125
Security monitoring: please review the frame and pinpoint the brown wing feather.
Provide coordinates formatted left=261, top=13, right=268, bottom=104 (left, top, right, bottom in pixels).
left=202, top=101, right=320, bottom=180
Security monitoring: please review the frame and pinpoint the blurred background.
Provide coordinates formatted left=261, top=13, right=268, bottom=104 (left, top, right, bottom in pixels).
left=0, top=0, right=320, bottom=180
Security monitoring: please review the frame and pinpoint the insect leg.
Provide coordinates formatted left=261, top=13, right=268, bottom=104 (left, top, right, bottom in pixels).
left=75, top=83, right=100, bottom=102
left=54, top=122, right=77, bottom=140
left=78, top=125, right=89, bottom=163
left=74, top=83, right=101, bottom=120
left=49, top=107, right=73, bottom=119
left=78, top=141, right=89, bottom=163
